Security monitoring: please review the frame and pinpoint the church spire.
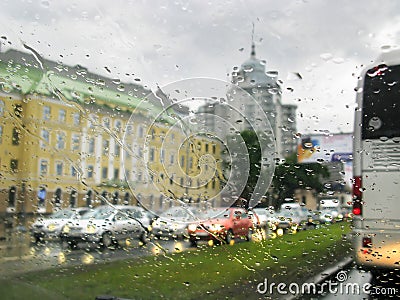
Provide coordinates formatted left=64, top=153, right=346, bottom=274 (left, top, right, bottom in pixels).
left=251, top=22, right=256, bottom=58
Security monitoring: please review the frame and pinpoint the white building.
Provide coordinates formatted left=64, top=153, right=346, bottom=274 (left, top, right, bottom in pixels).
left=198, top=43, right=297, bottom=159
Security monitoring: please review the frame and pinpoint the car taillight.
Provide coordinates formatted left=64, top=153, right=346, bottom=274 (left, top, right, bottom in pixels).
left=352, top=176, right=362, bottom=215
left=362, top=237, right=372, bottom=248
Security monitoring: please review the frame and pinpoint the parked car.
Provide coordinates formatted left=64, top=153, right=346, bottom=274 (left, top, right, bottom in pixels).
left=272, top=210, right=303, bottom=232
left=31, top=207, right=90, bottom=243
left=319, top=208, right=341, bottom=223
left=252, top=208, right=268, bottom=228
left=151, top=206, right=201, bottom=239
left=302, top=210, right=320, bottom=229
left=60, top=205, right=151, bottom=249
left=187, top=207, right=256, bottom=246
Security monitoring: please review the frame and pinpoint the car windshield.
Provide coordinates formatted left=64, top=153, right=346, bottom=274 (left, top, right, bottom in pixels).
left=82, top=207, right=115, bottom=220
left=49, top=210, right=75, bottom=219
left=1, top=1, right=398, bottom=299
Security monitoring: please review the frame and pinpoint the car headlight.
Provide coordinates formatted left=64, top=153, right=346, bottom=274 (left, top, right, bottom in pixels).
left=86, top=224, right=97, bottom=234
left=188, top=224, right=197, bottom=232
left=209, top=224, right=224, bottom=232
left=62, top=225, right=70, bottom=234
left=47, top=223, right=56, bottom=232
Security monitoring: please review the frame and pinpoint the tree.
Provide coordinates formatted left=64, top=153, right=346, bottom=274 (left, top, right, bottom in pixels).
left=271, top=152, right=329, bottom=208
left=239, top=130, right=261, bottom=202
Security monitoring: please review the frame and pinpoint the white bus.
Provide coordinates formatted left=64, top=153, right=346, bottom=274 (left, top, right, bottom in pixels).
left=352, top=49, right=400, bottom=272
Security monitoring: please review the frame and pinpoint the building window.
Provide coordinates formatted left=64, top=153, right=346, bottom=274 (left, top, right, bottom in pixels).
left=88, top=114, right=97, bottom=129
left=40, top=129, right=50, bottom=148
left=101, top=191, right=108, bottom=205
left=40, top=160, right=48, bottom=176
left=8, top=186, right=16, bottom=207
left=112, top=191, right=119, bottom=205
left=87, top=165, right=94, bottom=178
left=71, top=166, right=77, bottom=177
left=56, top=132, right=65, bottom=149
left=72, top=134, right=80, bottom=151
left=170, top=154, right=175, bottom=164
left=12, top=127, right=20, bottom=145
left=0, top=100, right=4, bottom=117
left=114, top=143, right=120, bottom=157
left=114, top=168, right=119, bottom=180
left=205, top=143, right=209, bottom=152
left=38, top=187, right=46, bottom=207
left=102, top=167, right=108, bottom=179
left=14, top=104, right=23, bottom=118
left=103, top=117, right=110, bottom=129
left=114, top=120, right=122, bottom=133
left=124, top=192, right=130, bottom=205
left=212, top=144, right=216, bottom=154
left=149, top=148, right=155, bottom=162
left=138, top=126, right=144, bottom=138
left=0, top=125, right=2, bottom=144
left=85, top=190, right=92, bottom=207
left=160, top=149, right=165, bottom=163
left=180, top=156, right=185, bottom=168
left=43, top=106, right=51, bottom=120
left=54, top=188, right=62, bottom=206
left=103, top=140, right=109, bottom=155
left=10, top=159, right=18, bottom=173
left=88, top=137, right=95, bottom=154
left=56, top=162, right=63, bottom=176
left=69, top=189, right=77, bottom=208
left=58, top=109, right=66, bottom=123
left=126, top=125, right=133, bottom=135
left=189, top=157, right=193, bottom=169
left=72, top=112, right=80, bottom=126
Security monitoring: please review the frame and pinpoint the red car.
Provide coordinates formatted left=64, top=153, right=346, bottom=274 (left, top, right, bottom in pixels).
left=187, top=207, right=257, bottom=246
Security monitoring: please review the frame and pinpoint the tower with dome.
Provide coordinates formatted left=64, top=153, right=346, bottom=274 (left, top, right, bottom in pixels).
left=198, top=43, right=297, bottom=159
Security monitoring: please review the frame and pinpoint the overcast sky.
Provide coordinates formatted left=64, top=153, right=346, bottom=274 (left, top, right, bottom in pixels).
left=1, top=0, right=399, bottom=134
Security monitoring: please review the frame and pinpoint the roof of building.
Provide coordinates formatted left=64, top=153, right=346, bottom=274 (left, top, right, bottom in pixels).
left=232, top=43, right=278, bottom=89
left=0, top=48, right=189, bottom=120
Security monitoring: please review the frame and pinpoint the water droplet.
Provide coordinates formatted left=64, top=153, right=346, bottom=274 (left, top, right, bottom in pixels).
left=41, top=0, right=50, bottom=8
left=320, top=53, right=333, bottom=61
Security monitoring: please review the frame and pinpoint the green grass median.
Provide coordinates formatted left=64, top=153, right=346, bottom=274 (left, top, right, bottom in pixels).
left=0, top=222, right=352, bottom=300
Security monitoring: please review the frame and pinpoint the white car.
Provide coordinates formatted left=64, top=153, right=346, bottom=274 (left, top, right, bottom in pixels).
left=319, top=208, right=341, bottom=223
left=31, top=207, right=89, bottom=243
left=151, top=206, right=199, bottom=239
left=60, top=205, right=151, bottom=249
left=253, top=207, right=277, bottom=229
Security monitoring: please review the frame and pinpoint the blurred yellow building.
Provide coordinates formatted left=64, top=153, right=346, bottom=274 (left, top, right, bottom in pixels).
left=0, top=49, right=223, bottom=235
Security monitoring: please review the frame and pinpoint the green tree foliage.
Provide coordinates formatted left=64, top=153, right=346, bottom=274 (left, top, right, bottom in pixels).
left=239, top=130, right=261, bottom=202
left=272, top=152, right=330, bottom=208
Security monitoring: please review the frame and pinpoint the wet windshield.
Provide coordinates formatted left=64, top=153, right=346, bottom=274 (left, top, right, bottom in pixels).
left=1, top=1, right=399, bottom=300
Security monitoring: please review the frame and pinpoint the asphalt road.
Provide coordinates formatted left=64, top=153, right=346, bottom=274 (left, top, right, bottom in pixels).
left=0, top=238, right=195, bottom=278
